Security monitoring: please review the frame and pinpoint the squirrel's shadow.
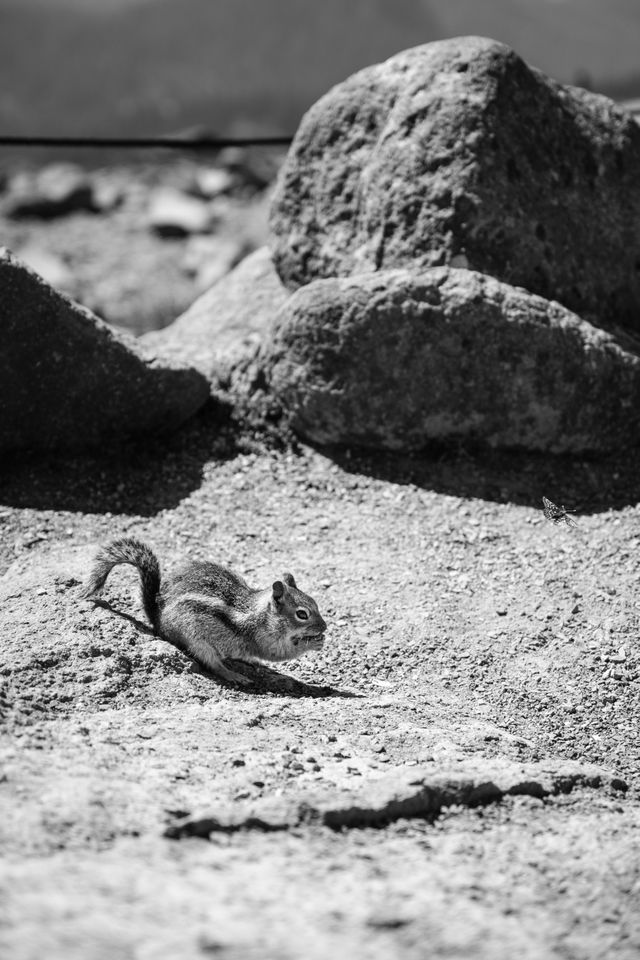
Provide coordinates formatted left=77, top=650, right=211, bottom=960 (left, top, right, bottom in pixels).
left=93, top=598, right=155, bottom=635
left=192, top=660, right=361, bottom=699
left=96, top=599, right=358, bottom=700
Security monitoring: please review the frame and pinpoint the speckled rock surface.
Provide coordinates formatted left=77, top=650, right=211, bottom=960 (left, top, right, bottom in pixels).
left=0, top=248, right=210, bottom=454
left=262, top=267, right=640, bottom=453
left=269, top=36, right=640, bottom=332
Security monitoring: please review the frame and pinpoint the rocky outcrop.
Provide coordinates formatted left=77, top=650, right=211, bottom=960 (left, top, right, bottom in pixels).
left=262, top=267, right=640, bottom=454
left=142, top=247, right=288, bottom=386
left=269, top=36, right=640, bottom=332
left=0, top=248, right=209, bottom=454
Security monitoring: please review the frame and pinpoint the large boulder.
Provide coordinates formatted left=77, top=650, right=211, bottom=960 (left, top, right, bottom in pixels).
left=0, top=248, right=210, bottom=454
left=142, top=247, right=288, bottom=386
left=261, top=267, right=640, bottom=454
left=269, top=37, right=640, bottom=332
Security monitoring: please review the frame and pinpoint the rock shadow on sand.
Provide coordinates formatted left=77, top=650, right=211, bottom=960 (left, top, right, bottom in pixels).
left=0, top=398, right=236, bottom=516
left=321, top=439, right=640, bottom=516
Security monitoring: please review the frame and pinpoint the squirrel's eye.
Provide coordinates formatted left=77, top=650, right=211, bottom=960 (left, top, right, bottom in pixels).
left=296, top=609, right=309, bottom=620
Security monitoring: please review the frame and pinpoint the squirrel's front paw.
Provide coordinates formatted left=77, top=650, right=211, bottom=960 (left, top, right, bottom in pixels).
left=298, top=635, right=325, bottom=653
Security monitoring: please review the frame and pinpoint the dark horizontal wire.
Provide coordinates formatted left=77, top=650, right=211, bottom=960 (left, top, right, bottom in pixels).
left=2, top=99, right=638, bottom=150
left=0, top=134, right=293, bottom=149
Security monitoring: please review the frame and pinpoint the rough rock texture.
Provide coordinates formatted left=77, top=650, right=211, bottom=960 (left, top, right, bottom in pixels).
left=142, top=247, right=288, bottom=386
left=262, top=267, right=640, bottom=454
left=269, top=36, right=640, bottom=331
left=0, top=248, right=210, bottom=454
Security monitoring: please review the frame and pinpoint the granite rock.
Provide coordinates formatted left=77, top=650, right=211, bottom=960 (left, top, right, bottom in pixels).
left=0, top=248, right=209, bottom=454
left=263, top=267, right=640, bottom=453
left=269, top=36, right=640, bottom=332
left=142, top=247, right=288, bottom=387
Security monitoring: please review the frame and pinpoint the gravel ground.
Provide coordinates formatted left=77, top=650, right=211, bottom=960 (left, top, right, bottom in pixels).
left=2, top=416, right=640, bottom=784
left=2, top=406, right=640, bottom=958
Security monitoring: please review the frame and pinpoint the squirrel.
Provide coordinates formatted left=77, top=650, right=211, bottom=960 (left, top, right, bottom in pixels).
left=81, top=537, right=327, bottom=686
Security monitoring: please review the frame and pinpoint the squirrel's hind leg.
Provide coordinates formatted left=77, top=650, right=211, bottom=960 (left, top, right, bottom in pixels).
left=174, top=629, right=251, bottom=686
left=160, top=598, right=251, bottom=687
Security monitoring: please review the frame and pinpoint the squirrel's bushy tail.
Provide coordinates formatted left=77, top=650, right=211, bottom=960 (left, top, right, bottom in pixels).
left=82, top=537, right=161, bottom=625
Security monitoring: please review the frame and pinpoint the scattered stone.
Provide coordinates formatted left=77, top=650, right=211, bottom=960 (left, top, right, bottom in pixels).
left=0, top=247, right=210, bottom=454
left=610, top=648, right=627, bottom=663
left=4, top=163, right=97, bottom=219
left=192, top=166, right=236, bottom=198
left=269, top=36, right=640, bottom=331
left=147, top=187, right=215, bottom=236
left=142, top=246, right=288, bottom=386
left=91, top=177, right=124, bottom=213
left=262, top=267, right=640, bottom=453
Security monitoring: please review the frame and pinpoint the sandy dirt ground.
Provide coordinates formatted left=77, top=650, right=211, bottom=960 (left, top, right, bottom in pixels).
left=2, top=403, right=640, bottom=958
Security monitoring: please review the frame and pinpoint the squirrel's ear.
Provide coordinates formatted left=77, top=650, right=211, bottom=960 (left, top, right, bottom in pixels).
left=272, top=581, right=285, bottom=602
left=281, top=572, right=297, bottom=589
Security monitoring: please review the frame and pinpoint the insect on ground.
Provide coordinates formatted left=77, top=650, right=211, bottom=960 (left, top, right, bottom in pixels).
left=542, top=496, right=578, bottom=527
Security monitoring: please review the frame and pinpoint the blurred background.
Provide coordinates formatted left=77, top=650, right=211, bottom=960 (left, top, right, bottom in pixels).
left=0, top=0, right=638, bottom=337
left=2, top=0, right=639, bottom=142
